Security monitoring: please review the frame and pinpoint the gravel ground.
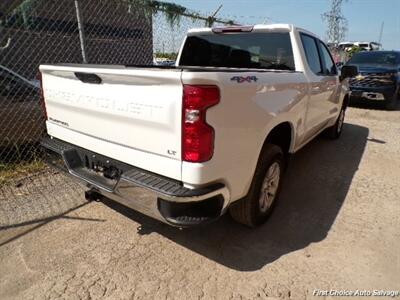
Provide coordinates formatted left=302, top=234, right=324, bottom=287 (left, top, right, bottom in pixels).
left=0, top=105, right=399, bottom=300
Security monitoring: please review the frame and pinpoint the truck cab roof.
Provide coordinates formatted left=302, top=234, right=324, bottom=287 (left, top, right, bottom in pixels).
left=187, top=23, right=321, bottom=40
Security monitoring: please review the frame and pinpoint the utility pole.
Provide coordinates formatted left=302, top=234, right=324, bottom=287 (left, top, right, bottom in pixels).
left=322, top=0, right=348, bottom=46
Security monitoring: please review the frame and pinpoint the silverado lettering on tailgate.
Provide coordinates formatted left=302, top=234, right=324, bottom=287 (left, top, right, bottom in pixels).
left=44, top=89, right=167, bottom=123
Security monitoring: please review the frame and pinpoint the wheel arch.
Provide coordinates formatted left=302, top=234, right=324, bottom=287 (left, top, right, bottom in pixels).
left=261, top=121, right=295, bottom=158
left=232, top=120, right=295, bottom=216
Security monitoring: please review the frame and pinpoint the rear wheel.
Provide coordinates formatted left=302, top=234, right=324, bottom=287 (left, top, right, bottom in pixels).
left=229, top=144, right=284, bottom=227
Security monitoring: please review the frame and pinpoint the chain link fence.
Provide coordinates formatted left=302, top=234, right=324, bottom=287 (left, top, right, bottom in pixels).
left=0, top=0, right=236, bottom=187
left=0, top=0, right=238, bottom=230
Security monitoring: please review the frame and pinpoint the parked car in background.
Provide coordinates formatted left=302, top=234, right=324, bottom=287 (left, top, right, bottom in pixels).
left=0, top=65, right=40, bottom=97
left=346, top=51, right=400, bottom=109
left=0, top=65, right=44, bottom=147
left=339, top=41, right=382, bottom=52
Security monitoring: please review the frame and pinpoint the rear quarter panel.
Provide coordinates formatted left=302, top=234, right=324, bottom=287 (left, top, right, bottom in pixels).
left=181, top=70, right=308, bottom=201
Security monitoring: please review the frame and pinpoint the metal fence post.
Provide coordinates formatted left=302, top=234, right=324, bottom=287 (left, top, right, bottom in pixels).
left=74, top=0, right=87, bottom=63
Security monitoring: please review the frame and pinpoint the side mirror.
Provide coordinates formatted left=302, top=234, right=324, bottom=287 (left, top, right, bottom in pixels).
left=340, top=65, right=358, bottom=81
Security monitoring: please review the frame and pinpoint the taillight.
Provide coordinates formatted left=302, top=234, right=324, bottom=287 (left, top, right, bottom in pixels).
left=182, top=85, right=220, bottom=162
left=37, top=72, right=47, bottom=120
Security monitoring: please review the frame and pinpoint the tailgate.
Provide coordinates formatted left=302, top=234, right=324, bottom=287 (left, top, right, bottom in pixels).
left=40, top=65, right=183, bottom=180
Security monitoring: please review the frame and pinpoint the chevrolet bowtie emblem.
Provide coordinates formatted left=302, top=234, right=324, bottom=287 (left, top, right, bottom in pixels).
left=355, top=74, right=365, bottom=80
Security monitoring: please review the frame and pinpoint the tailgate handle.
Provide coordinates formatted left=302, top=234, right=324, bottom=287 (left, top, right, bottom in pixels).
left=74, top=72, right=102, bottom=84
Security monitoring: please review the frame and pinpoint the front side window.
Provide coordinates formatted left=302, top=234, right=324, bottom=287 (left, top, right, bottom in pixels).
left=319, top=41, right=337, bottom=75
left=300, top=34, right=322, bottom=75
left=179, top=32, right=295, bottom=71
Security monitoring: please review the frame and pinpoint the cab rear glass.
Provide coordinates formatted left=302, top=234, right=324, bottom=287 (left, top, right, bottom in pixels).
left=179, top=32, right=295, bottom=71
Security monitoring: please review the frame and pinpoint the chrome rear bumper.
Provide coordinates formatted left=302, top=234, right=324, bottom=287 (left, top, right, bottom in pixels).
left=41, top=136, right=230, bottom=227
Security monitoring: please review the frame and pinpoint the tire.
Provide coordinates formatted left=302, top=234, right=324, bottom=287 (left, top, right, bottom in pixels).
left=385, top=93, right=399, bottom=110
left=229, top=144, right=285, bottom=227
left=325, top=106, right=346, bottom=139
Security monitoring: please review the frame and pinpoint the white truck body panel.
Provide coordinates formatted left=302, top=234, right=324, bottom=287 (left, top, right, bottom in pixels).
left=40, top=24, right=349, bottom=210
left=180, top=71, right=309, bottom=200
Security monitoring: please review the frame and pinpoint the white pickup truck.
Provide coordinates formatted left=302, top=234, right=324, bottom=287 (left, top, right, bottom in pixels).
left=39, top=24, right=358, bottom=227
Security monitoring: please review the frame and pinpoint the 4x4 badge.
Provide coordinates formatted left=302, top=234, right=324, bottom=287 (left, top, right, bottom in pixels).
left=231, top=76, right=258, bottom=83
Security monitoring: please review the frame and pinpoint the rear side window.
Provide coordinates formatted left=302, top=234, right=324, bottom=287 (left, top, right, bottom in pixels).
left=179, top=32, right=295, bottom=71
left=301, top=34, right=322, bottom=74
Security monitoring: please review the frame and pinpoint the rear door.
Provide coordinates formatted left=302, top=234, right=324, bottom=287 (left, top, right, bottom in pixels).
left=40, top=65, right=183, bottom=179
